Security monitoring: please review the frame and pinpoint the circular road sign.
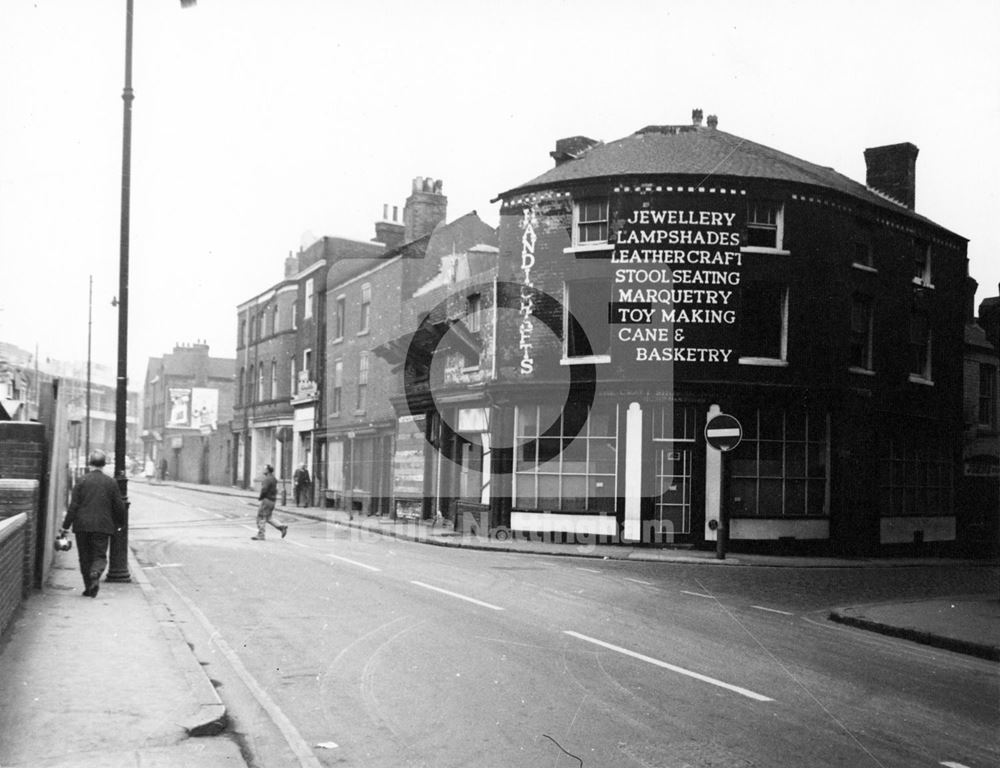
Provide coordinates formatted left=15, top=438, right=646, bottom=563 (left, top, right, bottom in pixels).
left=705, top=413, right=742, bottom=452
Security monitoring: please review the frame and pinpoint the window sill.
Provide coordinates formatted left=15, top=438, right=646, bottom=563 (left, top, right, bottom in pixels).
left=560, top=355, right=611, bottom=366
left=851, top=262, right=878, bottom=273
left=911, top=278, right=935, bottom=289
left=352, top=409, right=367, bottom=416
left=563, top=243, right=614, bottom=256
left=848, top=366, right=876, bottom=376
left=908, top=374, right=934, bottom=386
left=356, top=329, right=370, bottom=337
left=331, top=336, right=344, bottom=345
left=740, top=246, right=791, bottom=256
left=738, top=357, right=788, bottom=367
left=461, top=365, right=482, bottom=374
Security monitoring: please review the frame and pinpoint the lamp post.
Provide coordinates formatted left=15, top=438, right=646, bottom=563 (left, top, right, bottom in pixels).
left=107, top=0, right=196, bottom=583
left=106, top=0, right=136, bottom=583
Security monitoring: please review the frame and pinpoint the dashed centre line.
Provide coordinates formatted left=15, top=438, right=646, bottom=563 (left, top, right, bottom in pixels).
left=624, top=577, right=653, bottom=586
left=576, top=567, right=602, bottom=574
left=410, top=581, right=504, bottom=611
left=681, top=590, right=715, bottom=599
left=564, top=630, right=774, bottom=702
left=328, top=554, right=381, bottom=572
left=751, top=605, right=794, bottom=616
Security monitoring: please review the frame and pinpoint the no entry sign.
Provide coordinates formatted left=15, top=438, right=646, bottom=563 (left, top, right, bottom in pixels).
left=705, top=413, right=742, bottom=452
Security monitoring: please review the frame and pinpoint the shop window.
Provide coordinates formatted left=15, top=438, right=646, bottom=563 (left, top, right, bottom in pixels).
left=739, top=283, right=788, bottom=364
left=564, top=278, right=611, bottom=361
left=574, top=199, right=609, bottom=246
left=908, top=311, right=932, bottom=383
left=513, top=403, right=618, bottom=513
left=980, top=363, right=997, bottom=429
left=849, top=294, right=874, bottom=372
left=746, top=200, right=784, bottom=250
left=878, top=437, right=954, bottom=516
left=332, top=359, right=342, bottom=414
left=304, top=278, right=314, bottom=320
left=359, top=283, right=371, bottom=334
left=729, top=409, right=830, bottom=517
left=333, top=296, right=346, bottom=340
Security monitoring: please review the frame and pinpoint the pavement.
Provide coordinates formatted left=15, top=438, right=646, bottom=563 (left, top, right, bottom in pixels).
left=0, top=481, right=996, bottom=768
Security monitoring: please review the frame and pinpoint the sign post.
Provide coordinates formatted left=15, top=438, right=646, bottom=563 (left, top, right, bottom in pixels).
left=705, top=413, right=742, bottom=560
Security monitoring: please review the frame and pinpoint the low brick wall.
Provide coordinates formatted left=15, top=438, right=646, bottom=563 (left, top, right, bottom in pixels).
left=0, top=513, right=27, bottom=637
left=0, top=479, right=39, bottom=599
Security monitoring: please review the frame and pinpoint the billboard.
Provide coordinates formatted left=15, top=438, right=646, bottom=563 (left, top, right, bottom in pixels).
left=167, top=387, right=219, bottom=429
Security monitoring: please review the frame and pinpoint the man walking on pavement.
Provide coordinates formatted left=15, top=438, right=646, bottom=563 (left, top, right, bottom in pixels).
left=252, top=464, right=288, bottom=540
left=60, top=450, right=126, bottom=597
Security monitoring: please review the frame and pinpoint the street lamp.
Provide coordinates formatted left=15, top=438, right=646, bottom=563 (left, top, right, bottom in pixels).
left=107, top=0, right=196, bottom=582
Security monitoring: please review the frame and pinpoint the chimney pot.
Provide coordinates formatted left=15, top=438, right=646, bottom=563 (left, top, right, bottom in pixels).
left=692, top=108, right=703, bottom=126
left=707, top=114, right=718, bottom=129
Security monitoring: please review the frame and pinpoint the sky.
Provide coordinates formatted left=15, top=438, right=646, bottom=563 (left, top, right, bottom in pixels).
left=1, top=0, right=998, bottom=387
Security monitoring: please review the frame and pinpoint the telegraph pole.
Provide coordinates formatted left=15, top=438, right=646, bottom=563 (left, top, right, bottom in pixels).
left=85, top=275, right=92, bottom=459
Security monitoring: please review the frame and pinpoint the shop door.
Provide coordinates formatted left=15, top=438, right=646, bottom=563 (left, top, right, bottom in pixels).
left=646, top=406, right=697, bottom=542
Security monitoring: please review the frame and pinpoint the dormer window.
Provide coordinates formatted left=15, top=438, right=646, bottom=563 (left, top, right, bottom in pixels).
left=574, top=199, right=609, bottom=245
left=746, top=200, right=784, bottom=250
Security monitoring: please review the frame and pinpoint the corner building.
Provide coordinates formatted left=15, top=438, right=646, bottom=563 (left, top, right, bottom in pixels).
left=486, top=112, right=968, bottom=554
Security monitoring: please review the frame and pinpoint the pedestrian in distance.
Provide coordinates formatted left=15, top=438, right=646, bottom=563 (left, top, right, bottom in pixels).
left=158, top=456, right=168, bottom=482
left=252, top=464, right=288, bottom=540
left=144, top=457, right=155, bottom=483
left=293, top=463, right=311, bottom=507
left=59, top=450, right=126, bottom=598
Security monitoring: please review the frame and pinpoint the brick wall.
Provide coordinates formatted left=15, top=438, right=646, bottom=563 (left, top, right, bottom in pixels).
left=0, top=513, right=27, bottom=636
left=0, top=480, right=39, bottom=599
left=0, top=421, right=45, bottom=481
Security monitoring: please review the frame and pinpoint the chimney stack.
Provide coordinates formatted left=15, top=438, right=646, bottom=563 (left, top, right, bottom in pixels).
left=284, top=250, right=298, bottom=278
left=403, top=177, right=447, bottom=241
left=864, top=142, right=919, bottom=210
left=706, top=114, right=718, bottom=129
left=692, top=108, right=703, bottom=126
left=374, top=201, right=405, bottom=250
left=550, top=136, right=599, bottom=166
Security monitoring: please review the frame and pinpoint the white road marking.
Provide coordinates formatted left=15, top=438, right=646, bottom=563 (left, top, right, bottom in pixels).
left=576, top=567, right=602, bottom=573
left=681, top=590, right=715, bottom=599
left=751, top=605, right=794, bottom=616
left=410, top=580, right=504, bottom=611
left=196, top=506, right=226, bottom=518
left=564, top=630, right=774, bottom=702
left=329, top=554, right=381, bottom=572
left=941, top=762, right=972, bottom=768
left=162, top=577, right=325, bottom=768
left=624, top=577, right=652, bottom=586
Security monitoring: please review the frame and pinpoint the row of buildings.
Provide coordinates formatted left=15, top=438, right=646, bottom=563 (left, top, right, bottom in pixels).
left=0, top=342, right=140, bottom=471
left=218, top=111, right=998, bottom=556
left=120, top=112, right=997, bottom=555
